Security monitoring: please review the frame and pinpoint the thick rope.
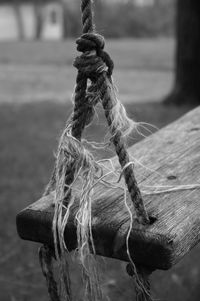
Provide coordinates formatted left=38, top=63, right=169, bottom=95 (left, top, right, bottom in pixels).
left=39, top=245, right=60, bottom=301
left=81, top=0, right=95, bottom=33
left=39, top=2, right=100, bottom=301
left=73, top=1, right=151, bottom=299
left=75, top=1, right=149, bottom=225
left=64, top=0, right=97, bottom=206
left=126, top=264, right=153, bottom=301
left=40, top=1, right=152, bottom=300
left=97, top=73, right=149, bottom=224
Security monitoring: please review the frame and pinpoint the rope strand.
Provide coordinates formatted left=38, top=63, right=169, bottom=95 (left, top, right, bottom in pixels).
left=81, top=0, right=95, bottom=33
left=75, top=0, right=150, bottom=224
left=97, top=74, right=149, bottom=224
left=40, top=1, right=152, bottom=300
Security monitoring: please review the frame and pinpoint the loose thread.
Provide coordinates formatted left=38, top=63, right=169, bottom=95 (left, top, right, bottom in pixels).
left=141, top=184, right=200, bottom=195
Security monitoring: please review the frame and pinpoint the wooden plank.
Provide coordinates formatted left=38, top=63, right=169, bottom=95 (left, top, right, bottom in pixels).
left=16, top=107, right=200, bottom=270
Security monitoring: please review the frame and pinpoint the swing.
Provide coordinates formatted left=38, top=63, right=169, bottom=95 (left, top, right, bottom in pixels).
left=16, top=1, right=200, bottom=300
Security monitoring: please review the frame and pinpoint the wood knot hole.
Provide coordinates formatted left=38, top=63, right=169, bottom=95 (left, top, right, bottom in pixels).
left=167, top=175, right=177, bottom=180
left=149, top=215, right=157, bottom=225
left=190, top=127, right=200, bottom=132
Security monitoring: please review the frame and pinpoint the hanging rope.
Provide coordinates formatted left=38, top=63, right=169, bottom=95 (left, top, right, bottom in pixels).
left=39, top=245, right=60, bottom=301
left=127, top=264, right=153, bottom=301
left=40, top=0, right=152, bottom=300
left=73, top=0, right=149, bottom=224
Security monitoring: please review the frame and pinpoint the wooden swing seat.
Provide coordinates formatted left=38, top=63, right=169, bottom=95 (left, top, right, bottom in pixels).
left=16, top=107, right=200, bottom=271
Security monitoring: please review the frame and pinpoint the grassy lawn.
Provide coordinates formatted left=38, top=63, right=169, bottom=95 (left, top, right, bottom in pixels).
left=0, top=39, right=173, bottom=104
left=0, top=39, right=174, bottom=70
left=0, top=39, right=199, bottom=301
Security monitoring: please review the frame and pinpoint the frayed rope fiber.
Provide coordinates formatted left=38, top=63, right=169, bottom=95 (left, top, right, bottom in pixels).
left=39, top=0, right=152, bottom=300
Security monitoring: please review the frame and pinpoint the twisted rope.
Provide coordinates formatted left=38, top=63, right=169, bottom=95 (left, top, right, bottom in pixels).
left=40, top=1, right=151, bottom=300
left=81, top=0, right=95, bottom=33
left=74, top=1, right=149, bottom=225
left=39, top=3, right=100, bottom=301
left=127, top=264, right=153, bottom=301
left=96, top=73, right=149, bottom=224
left=39, top=246, right=60, bottom=301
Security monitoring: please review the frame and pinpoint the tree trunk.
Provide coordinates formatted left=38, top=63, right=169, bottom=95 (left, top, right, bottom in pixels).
left=165, top=0, right=200, bottom=105
left=13, top=1, right=24, bottom=40
left=34, top=1, right=43, bottom=40
left=61, top=0, right=69, bottom=39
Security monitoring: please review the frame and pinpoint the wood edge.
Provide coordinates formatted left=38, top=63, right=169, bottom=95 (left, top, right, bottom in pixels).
left=16, top=202, right=174, bottom=270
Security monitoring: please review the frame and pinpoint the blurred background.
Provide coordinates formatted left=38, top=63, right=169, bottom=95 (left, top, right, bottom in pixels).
left=0, top=0, right=199, bottom=300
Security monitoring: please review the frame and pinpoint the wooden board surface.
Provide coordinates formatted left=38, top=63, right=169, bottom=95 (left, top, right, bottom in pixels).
left=17, top=107, right=200, bottom=270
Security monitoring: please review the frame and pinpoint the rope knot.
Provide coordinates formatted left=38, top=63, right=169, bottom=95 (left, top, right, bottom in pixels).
left=76, top=33, right=105, bottom=53
left=74, top=33, right=114, bottom=79
left=73, top=53, right=107, bottom=80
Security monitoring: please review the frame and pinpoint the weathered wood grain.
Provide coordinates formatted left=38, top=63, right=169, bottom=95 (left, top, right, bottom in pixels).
left=16, top=107, right=200, bottom=270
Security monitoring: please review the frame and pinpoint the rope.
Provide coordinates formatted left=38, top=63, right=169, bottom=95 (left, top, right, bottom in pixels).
left=74, top=1, right=149, bottom=224
left=39, top=2, right=100, bottom=300
left=39, top=245, right=60, bottom=301
left=40, top=0, right=152, bottom=300
left=126, top=264, right=153, bottom=301
left=96, top=72, right=149, bottom=224
left=81, top=0, right=95, bottom=33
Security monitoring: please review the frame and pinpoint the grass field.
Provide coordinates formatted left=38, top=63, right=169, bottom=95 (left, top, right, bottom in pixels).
left=0, top=39, right=199, bottom=301
left=0, top=39, right=174, bottom=104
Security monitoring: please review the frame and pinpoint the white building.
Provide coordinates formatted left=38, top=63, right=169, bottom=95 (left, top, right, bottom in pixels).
left=134, top=0, right=155, bottom=6
left=103, top=0, right=155, bottom=6
left=42, top=2, right=64, bottom=40
left=0, top=4, right=19, bottom=40
left=0, top=0, right=157, bottom=40
left=0, top=1, right=64, bottom=40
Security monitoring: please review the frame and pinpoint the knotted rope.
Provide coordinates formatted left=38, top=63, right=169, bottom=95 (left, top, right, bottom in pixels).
left=39, top=0, right=152, bottom=300
left=72, top=14, right=149, bottom=225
